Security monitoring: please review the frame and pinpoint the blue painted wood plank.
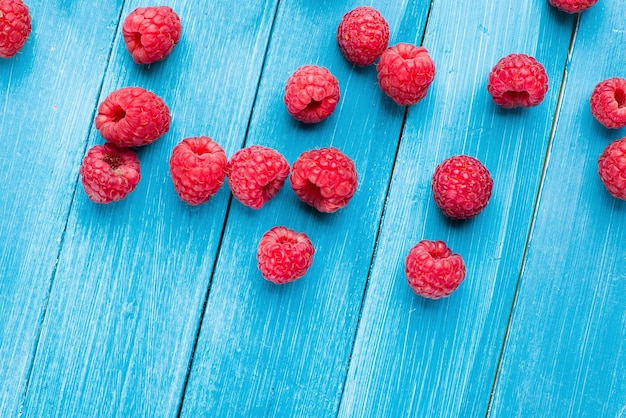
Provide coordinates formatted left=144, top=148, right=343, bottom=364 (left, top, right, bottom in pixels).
left=18, top=1, right=279, bottom=416
left=489, top=2, right=626, bottom=417
left=338, top=0, right=576, bottom=416
left=0, top=1, right=122, bottom=414
left=179, top=1, right=431, bottom=416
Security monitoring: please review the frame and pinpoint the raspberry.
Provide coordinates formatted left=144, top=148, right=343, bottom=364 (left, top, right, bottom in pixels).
left=598, top=137, right=626, bottom=200
left=0, top=0, right=31, bottom=58
left=487, top=54, right=548, bottom=108
left=549, top=0, right=597, bottom=13
left=405, top=240, right=466, bottom=299
left=283, top=65, right=340, bottom=123
left=95, top=87, right=171, bottom=147
left=226, top=145, right=290, bottom=209
left=376, top=43, right=436, bottom=106
left=80, top=143, right=141, bottom=204
left=337, top=6, right=389, bottom=66
left=290, top=147, right=358, bottom=213
left=169, top=136, right=227, bottom=205
left=590, top=78, right=626, bottom=129
left=432, top=155, right=493, bottom=219
left=122, top=6, right=182, bottom=65
left=257, top=226, right=314, bottom=284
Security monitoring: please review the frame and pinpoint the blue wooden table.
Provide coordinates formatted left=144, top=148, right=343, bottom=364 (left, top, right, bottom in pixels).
left=1, top=0, right=625, bottom=416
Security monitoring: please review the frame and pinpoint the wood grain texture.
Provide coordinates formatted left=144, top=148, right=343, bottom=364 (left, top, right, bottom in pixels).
left=489, top=2, right=626, bottom=417
left=179, top=1, right=431, bottom=416
left=338, top=0, right=576, bottom=416
left=0, top=1, right=122, bottom=414
left=19, top=1, right=279, bottom=416
left=2, top=0, right=622, bottom=416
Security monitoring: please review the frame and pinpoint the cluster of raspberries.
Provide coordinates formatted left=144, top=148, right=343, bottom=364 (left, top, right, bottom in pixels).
left=283, top=6, right=436, bottom=124
left=76, top=5, right=364, bottom=285
left=82, top=85, right=359, bottom=283
left=82, top=81, right=359, bottom=283
left=80, top=5, right=182, bottom=204
left=41, top=2, right=624, bottom=295
left=327, top=4, right=618, bottom=299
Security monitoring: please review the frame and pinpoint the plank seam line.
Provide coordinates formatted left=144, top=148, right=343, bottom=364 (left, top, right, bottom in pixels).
left=173, top=195, right=233, bottom=418
left=483, top=12, right=580, bottom=418
left=334, top=0, right=435, bottom=414
left=239, top=0, right=283, bottom=151
left=174, top=2, right=282, bottom=416
left=15, top=3, right=128, bottom=416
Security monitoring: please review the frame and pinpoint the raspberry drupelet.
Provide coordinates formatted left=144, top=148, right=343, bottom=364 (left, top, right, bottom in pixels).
left=122, top=6, right=182, bottom=65
left=0, top=0, right=31, bottom=58
left=405, top=240, right=466, bottom=299
left=227, top=145, right=290, bottom=209
left=95, top=87, right=171, bottom=147
left=487, top=53, right=548, bottom=108
left=590, top=78, right=626, bottom=129
left=432, top=155, right=493, bottom=219
left=257, top=226, right=314, bottom=284
left=337, top=6, right=389, bottom=66
left=80, top=143, right=141, bottom=204
left=283, top=65, right=340, bottom=123
left=169, top=136, right=228, bottom=205
left=376, top=43, right=436, bottom=106
left=289, top=147, right=358, bottom=213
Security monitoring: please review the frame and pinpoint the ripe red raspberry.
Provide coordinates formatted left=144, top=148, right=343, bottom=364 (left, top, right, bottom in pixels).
left=598, top=137, right=626, bottom=200
left=337, top=6, right=389, bottom=66
left=0, top=0, right=31, bottom=58
left=80, top=143, right=141, bottom=204
left=226, top=145, right=290, bottom=209
left=405, top=240, right=466, bottom=299
left=283, top=65, right=340, bottom=123
left=590, top=78, right=626, bottom=129
left=290, top=147, right=358, bottom=213
left=549, top=0, right=597, bottom=13
left=95, top=87, right=171, bottom=147
left=257, top=226, right=314, bottom=284
left=432, top=155, right=493, bottom=219
left=122, top=6, right=182, bottom=64
left=169, top=136, right=227, bottom=205
left=487, top=54, right=548, bottom=108
left=376, top=43, right=436, bottom=106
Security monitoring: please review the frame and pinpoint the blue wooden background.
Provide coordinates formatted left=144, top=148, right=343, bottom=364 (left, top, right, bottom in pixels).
left=1, top=0, right=624, bottom=416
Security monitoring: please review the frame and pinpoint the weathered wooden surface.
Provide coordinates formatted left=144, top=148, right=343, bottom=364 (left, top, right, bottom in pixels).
left=1, top=0, right=624, bottom=417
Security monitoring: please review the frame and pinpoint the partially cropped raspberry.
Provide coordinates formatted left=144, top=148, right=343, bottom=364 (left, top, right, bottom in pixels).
left=432, top=155, right=493, bottom=219
left=598, top=137, right=626, bottom=200
left=227, top=145, right=290, bottom=209
left=0, top=0, right=31, bottom=58
left=284, top=65, right=340, bottom=123
left=405, top=240, right=466, bottom=299
left=590, top=78, right=626, bottom=129
left=95, top=87, right=171, bottom=147
left=549, top=0, right=597, bottom=13
left=80, top=143, right=141, bottom=204
left=376, top=43, right=436, bottom=106
left=257, top=226, right=314, bottom=284
left=337, top=6, right=389, bottom=66
left=290, top=147, right=358, bottom=213
left=122, top=6, right=182, bottom=64
left=169, top=136, right=227, bottom=205
left=487, top=54, right=548, bottom=108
